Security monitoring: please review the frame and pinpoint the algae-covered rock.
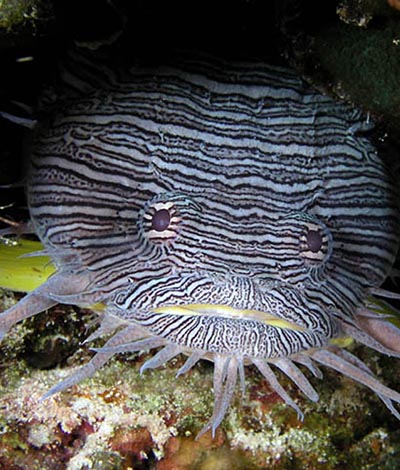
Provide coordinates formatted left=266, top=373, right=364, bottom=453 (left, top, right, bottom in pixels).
left=336, top=0, right=394, bottom=26
left=0, top=0, right=53, bottom=39
left=289, top=0, right=400, bottom=135
left=312, top=21, right=400, bottom=127
left=1, top=310, right=400, bottom=470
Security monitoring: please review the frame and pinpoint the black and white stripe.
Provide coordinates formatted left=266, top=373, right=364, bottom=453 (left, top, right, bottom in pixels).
left=27, top=54, right=399, bottom=358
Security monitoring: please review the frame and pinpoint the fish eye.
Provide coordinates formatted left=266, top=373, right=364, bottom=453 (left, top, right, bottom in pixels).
left=306, top=229, right=323, bottom=253
left=152, top=208, right=171, bottom=232
left=299, top=218, right=332, bottom=266
left=139, top=193, right=200, bottom=246
left=140, top=197, right=182, bottom=245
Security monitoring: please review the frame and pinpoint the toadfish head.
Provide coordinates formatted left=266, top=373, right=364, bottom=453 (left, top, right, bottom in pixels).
left=1, top=55, right=400, bottom=437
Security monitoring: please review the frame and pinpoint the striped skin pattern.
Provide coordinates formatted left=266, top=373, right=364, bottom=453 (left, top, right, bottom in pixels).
left=1, top=54, right=400, bottom=437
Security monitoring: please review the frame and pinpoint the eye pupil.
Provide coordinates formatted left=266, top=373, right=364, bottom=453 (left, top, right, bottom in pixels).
left=152, top=208, right=171, bottom=232
left=306, top=230, right=323, bottom=253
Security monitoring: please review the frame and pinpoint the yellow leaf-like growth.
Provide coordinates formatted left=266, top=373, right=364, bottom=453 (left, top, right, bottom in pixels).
left=0, top=238, right=55, bottom=293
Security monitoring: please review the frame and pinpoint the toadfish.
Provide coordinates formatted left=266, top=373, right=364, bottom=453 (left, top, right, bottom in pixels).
left=1, top=54, right=400, bottom=438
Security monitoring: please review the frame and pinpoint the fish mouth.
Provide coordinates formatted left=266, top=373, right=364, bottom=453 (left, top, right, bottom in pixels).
left=83, top=300, right=400, bottom=440
left=2, top=264, right=400, bottom=440
left=131, top=301, right=328, bottom=363
left=1, top=240, right=400, bottom=439
left=152, top=303, right=305, bottom=331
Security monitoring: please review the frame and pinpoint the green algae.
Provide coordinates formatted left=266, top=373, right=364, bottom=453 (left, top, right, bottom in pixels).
left=192, top=446, right=259, bottom=470
left=0, top=0, right=50, bottom=33
left=313, top=21, right=400, bottom=122
left=336, top=0, right=396, bottom=26
left=293, top=0, right=400, bottom=134
left=1, top=290, right=400, bottom=469
left=87, top=353, right=216, bottom=438
left=88, top=451, right=124, bottom=470
left=1, top=321, right=400, bottom=469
